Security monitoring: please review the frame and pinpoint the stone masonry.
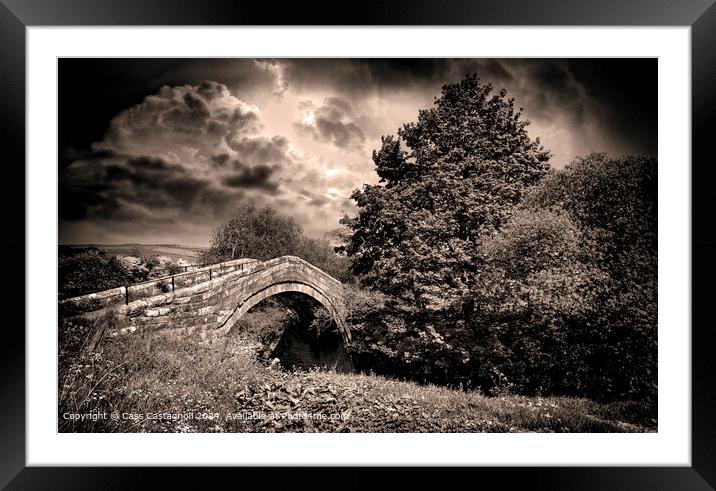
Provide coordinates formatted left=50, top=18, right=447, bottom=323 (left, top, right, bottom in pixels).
left=59, top=256, right=350, bottom=347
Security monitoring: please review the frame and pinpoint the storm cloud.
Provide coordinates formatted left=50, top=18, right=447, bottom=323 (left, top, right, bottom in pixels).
left=222, top=164, right=278, bottom=191
left=294, top=97, right=366, bottom=152
left=59, top=58, right=656, bottom=245
left=59, top=79, right=358, bottom=244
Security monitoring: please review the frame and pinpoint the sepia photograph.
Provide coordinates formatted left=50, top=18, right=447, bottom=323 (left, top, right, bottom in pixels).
left=57, top=57, right=657, bottom=434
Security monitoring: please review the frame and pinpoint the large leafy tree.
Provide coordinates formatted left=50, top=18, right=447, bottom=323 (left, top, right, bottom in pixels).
left=342, top=76, right=656, bottom=401
left=202, top=203, right=350, bottom=280
left=343, top=74, right=550, bottom=314
left=202, top=203, right=303, bottom=263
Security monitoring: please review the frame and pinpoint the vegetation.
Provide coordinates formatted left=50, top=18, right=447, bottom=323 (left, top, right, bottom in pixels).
left=340, top=75, right=657, bottom=402
left=58, top=248, right=134, bottom=299
left=201, top=202, right=350, bottom=281
left=58, top=74, right=658, bottom=432
left=58, top=315, right=655, bottom=433
left=58, top=246, right=188, bottom=299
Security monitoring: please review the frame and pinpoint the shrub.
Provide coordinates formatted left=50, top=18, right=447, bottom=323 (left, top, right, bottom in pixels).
left=59, top=248, right=191, bottom=299
left=58, top=249, right=133, bottom=299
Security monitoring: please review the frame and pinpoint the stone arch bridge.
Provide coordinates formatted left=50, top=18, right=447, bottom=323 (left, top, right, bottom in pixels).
left=60, top=256, right=352, bottom=370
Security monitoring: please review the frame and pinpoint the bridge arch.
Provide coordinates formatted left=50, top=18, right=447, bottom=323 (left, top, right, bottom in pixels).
left=59, top=256, right=352, bottom=368
left=216, top=279, right=351, bottom=347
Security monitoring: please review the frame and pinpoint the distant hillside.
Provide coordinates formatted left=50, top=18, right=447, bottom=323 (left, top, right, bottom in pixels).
left=61, top=243, right=204, bottom=262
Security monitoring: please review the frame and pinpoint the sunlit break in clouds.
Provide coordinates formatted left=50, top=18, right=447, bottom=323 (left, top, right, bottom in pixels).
left=58, top=58, right=656, bottom=246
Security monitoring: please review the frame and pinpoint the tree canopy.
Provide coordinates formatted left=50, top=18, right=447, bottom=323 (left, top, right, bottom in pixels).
left=342, top=74, right=551, bottom=313
left=341, top=74, right=657, bottom=401
left=201, top=203, right=303, bottom=263
left=202, top=203, right=350, bottom=281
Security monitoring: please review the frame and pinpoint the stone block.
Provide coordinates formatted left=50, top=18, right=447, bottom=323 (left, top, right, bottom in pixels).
left=146, top=294, right=170, bottom=308
left=198, top=306, right=215, bottom=316
left=60, top=255, right=350, bottom=349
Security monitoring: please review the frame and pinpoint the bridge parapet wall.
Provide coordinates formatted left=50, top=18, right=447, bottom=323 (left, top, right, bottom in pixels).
left=59, top=258, right=259, bottom=316
left=59, top=256, right=349, bottom=345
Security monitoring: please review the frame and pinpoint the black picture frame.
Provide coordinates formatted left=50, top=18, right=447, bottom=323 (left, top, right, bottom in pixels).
left=2, top=1, right=714, bottom=488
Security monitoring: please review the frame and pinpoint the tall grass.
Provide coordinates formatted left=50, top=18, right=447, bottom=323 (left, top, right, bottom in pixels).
left=58, top=313, right=656, bottom=433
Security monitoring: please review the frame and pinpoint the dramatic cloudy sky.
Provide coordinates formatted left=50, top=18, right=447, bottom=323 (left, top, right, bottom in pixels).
left=58, top=58, right=656, bottom=246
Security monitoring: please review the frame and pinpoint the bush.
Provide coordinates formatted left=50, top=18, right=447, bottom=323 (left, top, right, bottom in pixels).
left=58, top=249, right=133, bottom=299
left=59, top=247, right=192, bottom=299
left=469, top=156, right=656, bottom=400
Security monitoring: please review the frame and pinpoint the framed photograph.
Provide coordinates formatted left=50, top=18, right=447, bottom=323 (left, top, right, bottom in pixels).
left=3, top=0, right=715, bottom=488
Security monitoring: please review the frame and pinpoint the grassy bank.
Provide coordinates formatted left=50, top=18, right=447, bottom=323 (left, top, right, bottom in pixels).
left=58, top=315, right=656, bottom=433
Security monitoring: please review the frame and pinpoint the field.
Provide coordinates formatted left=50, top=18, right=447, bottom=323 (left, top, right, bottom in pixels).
left=58, top=314, right=657, bottom=433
